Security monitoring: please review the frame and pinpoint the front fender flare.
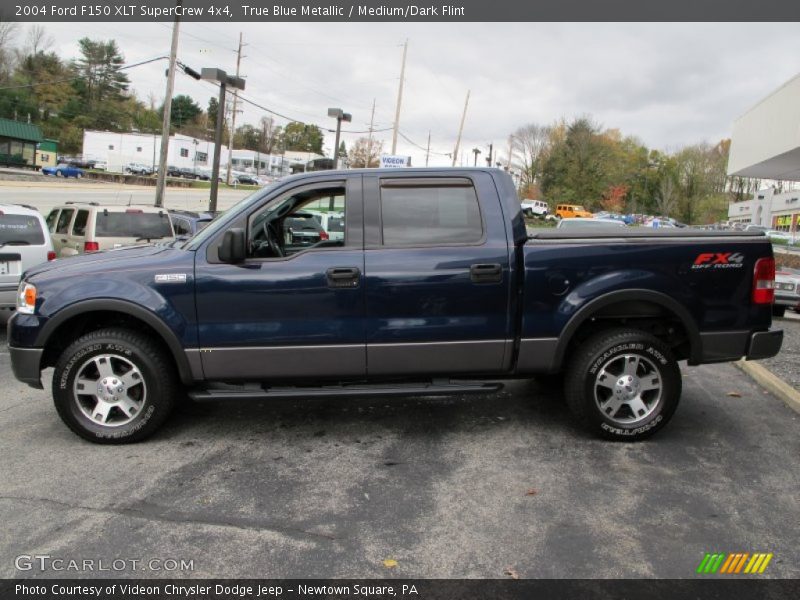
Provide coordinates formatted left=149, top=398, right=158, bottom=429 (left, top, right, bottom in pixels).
left=36, top=298, right=199, bottom=385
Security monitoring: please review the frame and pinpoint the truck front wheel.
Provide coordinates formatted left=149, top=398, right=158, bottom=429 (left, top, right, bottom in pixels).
left=52, top=328, right=178, bottom=444
left=564, top=328, right=681, bottom=441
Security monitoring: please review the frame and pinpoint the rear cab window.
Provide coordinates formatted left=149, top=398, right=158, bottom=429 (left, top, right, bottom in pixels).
left=0, top=213, right=45, bottom=245
left=94, top=210, right=173, bottom=239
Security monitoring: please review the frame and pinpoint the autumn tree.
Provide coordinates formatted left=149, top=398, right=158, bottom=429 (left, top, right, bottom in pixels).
left=348, top=136, right=383, bottom=168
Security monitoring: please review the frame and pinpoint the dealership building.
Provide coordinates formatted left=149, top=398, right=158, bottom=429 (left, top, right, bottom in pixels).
left=727, top=73, right=800, bottom=230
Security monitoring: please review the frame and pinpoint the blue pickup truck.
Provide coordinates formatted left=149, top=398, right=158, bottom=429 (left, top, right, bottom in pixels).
left=8, top=168, right=783, bottom=443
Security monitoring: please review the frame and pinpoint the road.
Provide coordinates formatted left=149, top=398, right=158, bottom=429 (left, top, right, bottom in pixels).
left=0, top=180, right=252, bottom=215
left=0, top=324, right=798, bottom=579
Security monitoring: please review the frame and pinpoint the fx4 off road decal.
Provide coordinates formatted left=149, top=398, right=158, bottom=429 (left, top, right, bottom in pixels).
left=692, top=252, right=745, bottom=270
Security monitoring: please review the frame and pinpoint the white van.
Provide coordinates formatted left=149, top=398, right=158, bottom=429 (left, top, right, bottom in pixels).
left=520, top=199, right=549, bottom=217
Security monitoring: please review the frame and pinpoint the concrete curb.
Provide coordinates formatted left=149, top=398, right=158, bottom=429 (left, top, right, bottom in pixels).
left=736, top=359, right=800, bottom=415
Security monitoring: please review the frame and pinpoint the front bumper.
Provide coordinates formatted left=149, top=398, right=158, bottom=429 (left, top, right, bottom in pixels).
left=9, top=346, right=44, bottom=389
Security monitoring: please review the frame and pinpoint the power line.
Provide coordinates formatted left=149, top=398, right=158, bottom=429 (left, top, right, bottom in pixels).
left=397, top=130, right=451, bottom=156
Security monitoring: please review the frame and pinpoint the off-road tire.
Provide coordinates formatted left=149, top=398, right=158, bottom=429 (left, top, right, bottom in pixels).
left=52, top=328, right=178, bottom=444
left=564, top=328, right=681, bottom=441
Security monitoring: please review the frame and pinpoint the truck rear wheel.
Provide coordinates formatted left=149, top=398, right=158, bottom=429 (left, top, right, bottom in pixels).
left=52, top=328, right=178, bottom=444
left=564, top=328, right=681, bottom=441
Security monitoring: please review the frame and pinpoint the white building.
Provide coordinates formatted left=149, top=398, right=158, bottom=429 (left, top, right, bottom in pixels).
left=727, top=73, right=800, bottom=230
left=82, top=130, right=215, bottom=173
left=83, top=130, right=325, bottom=176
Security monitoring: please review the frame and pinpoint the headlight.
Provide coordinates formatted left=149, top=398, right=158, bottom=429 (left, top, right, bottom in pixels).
left=16, top=282, right=37, bottom=314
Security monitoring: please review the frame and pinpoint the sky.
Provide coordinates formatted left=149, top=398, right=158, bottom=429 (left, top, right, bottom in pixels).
left=21, top=21, right=800, bottom=166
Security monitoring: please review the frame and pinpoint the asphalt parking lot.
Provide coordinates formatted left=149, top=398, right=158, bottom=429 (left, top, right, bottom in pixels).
left=0, top=323, right=798, bottom=580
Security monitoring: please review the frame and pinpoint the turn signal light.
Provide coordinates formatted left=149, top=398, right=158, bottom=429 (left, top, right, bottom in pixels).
left=17, top=282, right=37, bottom=314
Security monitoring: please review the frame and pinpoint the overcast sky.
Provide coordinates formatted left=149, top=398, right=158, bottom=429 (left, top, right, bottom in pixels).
left=26, top=21, right=800, bottom=166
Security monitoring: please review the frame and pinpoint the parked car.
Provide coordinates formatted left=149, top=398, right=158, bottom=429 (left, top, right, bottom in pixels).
left=0, top=204, right=55, bottom=311
left=745, top=224, right=769, bottom=233
left=42, top=164, right=84, bottom=178
left=124, top=163, right=154, bottom=176
left=235, top=174, right=259, bottom=186
left=773, top=268, right=800, bottom=317
left=91, top=161, right=107, bottom=171
left=308, top=211, right=345, bottom=242
left=555, top=203, right=592, bottom=218
left=765, top=230, right=794, bottom=244
left=8, top=168, right=782, bottom=443
left=166, top=165, right=183, bottom=178
left=520, top=199, right=549, bottom=217
left=557, top=217, right=626, bottom=229
left=45, top=203, right=175, bottom=256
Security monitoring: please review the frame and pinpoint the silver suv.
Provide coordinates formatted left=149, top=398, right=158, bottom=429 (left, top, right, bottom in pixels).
left=0, top=204, right=55, bottom=310
left=46, top=203, right=175, bottom=256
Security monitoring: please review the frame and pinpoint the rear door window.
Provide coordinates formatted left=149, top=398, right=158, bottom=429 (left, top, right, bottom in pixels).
left=94, top=211, right=173, bottom=239
left=380, top=181, right=483, bottom=246
left=0, top=214, right=45, bottom=245
left=55, top=209, right=74, bottom=234
left=72, top=210, right=89, bottom=237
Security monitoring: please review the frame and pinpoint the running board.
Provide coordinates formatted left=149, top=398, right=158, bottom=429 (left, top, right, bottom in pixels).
left=188, top=380, right=503, bottom=401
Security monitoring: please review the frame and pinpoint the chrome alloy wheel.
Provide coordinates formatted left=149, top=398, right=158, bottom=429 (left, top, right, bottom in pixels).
left=593, top=354, right=662, bottom=425
left=72, top=354, right=147, bottom=426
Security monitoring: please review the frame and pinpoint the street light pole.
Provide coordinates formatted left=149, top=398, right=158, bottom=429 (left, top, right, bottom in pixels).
left=328, top=108, right=351, bottom=169
left=202, top=68, right=245, bottom=212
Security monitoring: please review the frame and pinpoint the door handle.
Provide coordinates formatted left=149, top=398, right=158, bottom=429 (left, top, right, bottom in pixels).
left=470, top=263, right=503, bottom=284
left=326, top=267, right=360, bottom=288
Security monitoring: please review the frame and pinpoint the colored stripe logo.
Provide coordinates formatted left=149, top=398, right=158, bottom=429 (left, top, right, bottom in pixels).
left=696, top=552, right=773, bottom=574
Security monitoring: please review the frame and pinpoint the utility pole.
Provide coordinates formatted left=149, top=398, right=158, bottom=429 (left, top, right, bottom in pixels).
left=154, top=0, right=181, bottom=207
left=425, top=131, right=431, bottom=167
left=366, top=98, right=375, bottom=168
left=391, top=39, right=407, bottom=155
left=226, top=32, right=245, bottom=186
left=451, top=89, right=470, bottom=167
left=486, top=143, right=493, bottom=166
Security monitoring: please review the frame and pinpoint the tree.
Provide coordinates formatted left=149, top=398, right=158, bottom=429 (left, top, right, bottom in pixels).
left=509, top=123, right=551, bottom=195
left=348, top=137, right=383, bottom=168
left=280, top=121, right=323, bottom=153
left=600, top=184, right=629, bottom=213
left=541, top=117, right=611, bottom=208
left=165, top=94, right=201, bottom=130
left=0, top=22, right=19, bottom=83
left=72, top=38, right=130, bottom=129
left=655, top=175, right=678, bottom=216
left=259, top=116, right=281, bottom=154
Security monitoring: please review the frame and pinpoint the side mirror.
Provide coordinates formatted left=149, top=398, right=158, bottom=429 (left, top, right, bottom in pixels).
left=219, top=228, right=246, bottom=263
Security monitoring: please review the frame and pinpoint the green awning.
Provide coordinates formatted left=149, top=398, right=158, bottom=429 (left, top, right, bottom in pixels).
left=0, top=118, right=44, bottom=143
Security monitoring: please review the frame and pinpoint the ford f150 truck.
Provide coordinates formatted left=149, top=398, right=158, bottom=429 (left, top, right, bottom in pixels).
left=8, top=168, right=783, bottom=443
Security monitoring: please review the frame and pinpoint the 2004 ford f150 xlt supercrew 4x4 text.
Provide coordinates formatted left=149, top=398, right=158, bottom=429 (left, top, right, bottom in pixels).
left=7, top=168, right=783, bottom=443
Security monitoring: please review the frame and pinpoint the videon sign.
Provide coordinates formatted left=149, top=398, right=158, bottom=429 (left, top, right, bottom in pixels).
left=380, top=155, right=411, bottom=168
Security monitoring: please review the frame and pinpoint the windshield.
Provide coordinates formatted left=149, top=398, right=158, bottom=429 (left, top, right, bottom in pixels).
left=0, top=214, right=45, bottom=245
left=95, top=211, right=173, bottom=238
